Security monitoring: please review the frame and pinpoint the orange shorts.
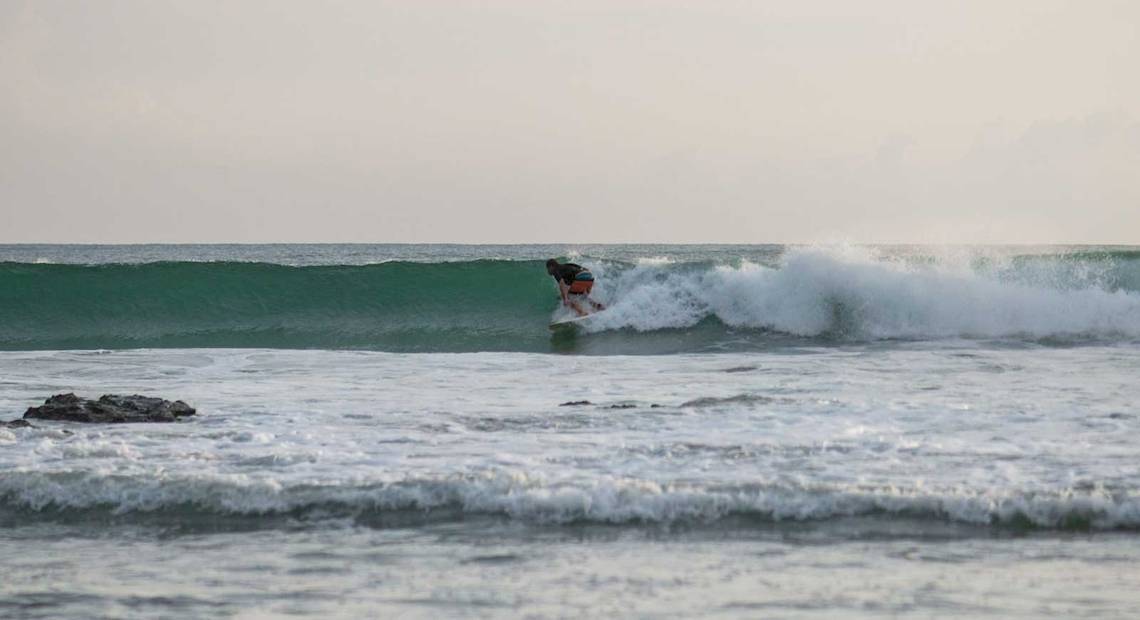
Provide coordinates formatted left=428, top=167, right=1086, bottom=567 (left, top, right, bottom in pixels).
left=568, top=280, right=594, bottom=295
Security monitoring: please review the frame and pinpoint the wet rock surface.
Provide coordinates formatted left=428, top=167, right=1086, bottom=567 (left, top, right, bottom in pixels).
left=24, top=393, right=196, bottom=423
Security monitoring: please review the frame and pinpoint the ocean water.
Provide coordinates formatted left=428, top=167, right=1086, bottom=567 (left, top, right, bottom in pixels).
left=2, top=244, right=1140, bottom=618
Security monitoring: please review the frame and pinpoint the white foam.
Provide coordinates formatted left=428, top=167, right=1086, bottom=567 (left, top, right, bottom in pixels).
left=1, top=470, right=1137, bottom=529
left=587, top=247, right=1140, bottom=338
left=60, top=441, right=141, bottom=459
left=635, top=256, right=676, bottom=266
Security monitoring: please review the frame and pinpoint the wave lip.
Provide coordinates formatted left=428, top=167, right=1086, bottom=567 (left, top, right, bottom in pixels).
left=2, top=471, right=1137, bottom=531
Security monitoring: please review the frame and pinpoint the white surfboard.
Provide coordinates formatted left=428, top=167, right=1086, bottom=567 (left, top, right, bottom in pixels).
left=549, top=312, right=600, bottom=331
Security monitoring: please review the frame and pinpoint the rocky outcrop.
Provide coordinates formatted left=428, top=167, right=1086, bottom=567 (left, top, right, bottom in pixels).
left=24, top=393, right=196, bottom=423
left=3, top=419, right=34, bottom=428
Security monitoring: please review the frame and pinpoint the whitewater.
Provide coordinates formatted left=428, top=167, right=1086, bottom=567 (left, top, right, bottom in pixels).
left=2, top=244, right=1140, bottom=618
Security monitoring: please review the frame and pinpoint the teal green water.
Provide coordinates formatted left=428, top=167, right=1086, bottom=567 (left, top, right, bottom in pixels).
left=0, top=260, right=557, bottom=351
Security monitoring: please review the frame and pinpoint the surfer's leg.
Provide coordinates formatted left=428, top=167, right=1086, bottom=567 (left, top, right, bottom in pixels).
left=567, top=296, right=588, bottom=314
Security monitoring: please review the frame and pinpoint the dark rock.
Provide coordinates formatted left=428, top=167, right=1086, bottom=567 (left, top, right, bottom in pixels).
left=608, top=403, right=638, bottom=409
left=3, top=419, right=35, bottom=428
left=24, top=393, right=196, bottom=423
left=559, top=400, right=592, bottom=407
left=722, top=365, right=758, bottom=373
left=680, top=394, right=777, bottom=408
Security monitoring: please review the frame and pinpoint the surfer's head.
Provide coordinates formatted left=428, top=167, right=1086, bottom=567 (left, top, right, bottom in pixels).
left=546, top=258, right=559, bottom=274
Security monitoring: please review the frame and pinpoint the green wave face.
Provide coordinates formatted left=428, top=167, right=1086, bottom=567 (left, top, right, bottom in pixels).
left=0, top=261, right=558, bottom=351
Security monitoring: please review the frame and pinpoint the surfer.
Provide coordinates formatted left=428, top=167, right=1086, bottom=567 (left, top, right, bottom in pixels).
left=546, top=259, right=605, bottom=317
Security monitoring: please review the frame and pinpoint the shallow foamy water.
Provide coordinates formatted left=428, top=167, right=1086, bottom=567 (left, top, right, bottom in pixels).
left=2, top=345, right=1140, bottom=617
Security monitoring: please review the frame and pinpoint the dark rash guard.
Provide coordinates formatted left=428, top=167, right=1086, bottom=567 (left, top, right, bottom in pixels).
left=550, top=263, right=585, bottom=285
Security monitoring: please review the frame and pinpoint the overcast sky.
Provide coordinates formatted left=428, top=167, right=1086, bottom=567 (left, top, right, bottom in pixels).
left=1, top=0, right=1137, bottom=243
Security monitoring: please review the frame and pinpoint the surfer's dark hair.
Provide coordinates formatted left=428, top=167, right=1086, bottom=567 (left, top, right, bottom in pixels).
left=546, top=259, right=559, bottom=269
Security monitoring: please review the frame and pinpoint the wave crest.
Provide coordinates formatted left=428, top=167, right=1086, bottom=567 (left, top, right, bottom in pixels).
left=2, top=470, right=1137, bottom=530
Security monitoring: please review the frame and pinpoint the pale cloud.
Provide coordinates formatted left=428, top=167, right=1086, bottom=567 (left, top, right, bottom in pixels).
left=1, top=0, right=1137, bottom=243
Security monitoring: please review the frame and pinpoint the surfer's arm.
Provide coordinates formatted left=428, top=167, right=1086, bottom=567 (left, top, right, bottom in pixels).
left=557, top=281, right=571, bottom=305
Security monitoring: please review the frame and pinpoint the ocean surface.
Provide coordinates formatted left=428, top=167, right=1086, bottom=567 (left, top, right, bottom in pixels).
left=2, top=244, right=1140, bottom=618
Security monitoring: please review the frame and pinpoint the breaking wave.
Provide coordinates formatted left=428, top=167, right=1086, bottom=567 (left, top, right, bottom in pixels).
left=1, top=470, right=1137, bottom=531
left=3, top=246, right=1140, bottom=352
left=588, top=246, right=1140, bottom=340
